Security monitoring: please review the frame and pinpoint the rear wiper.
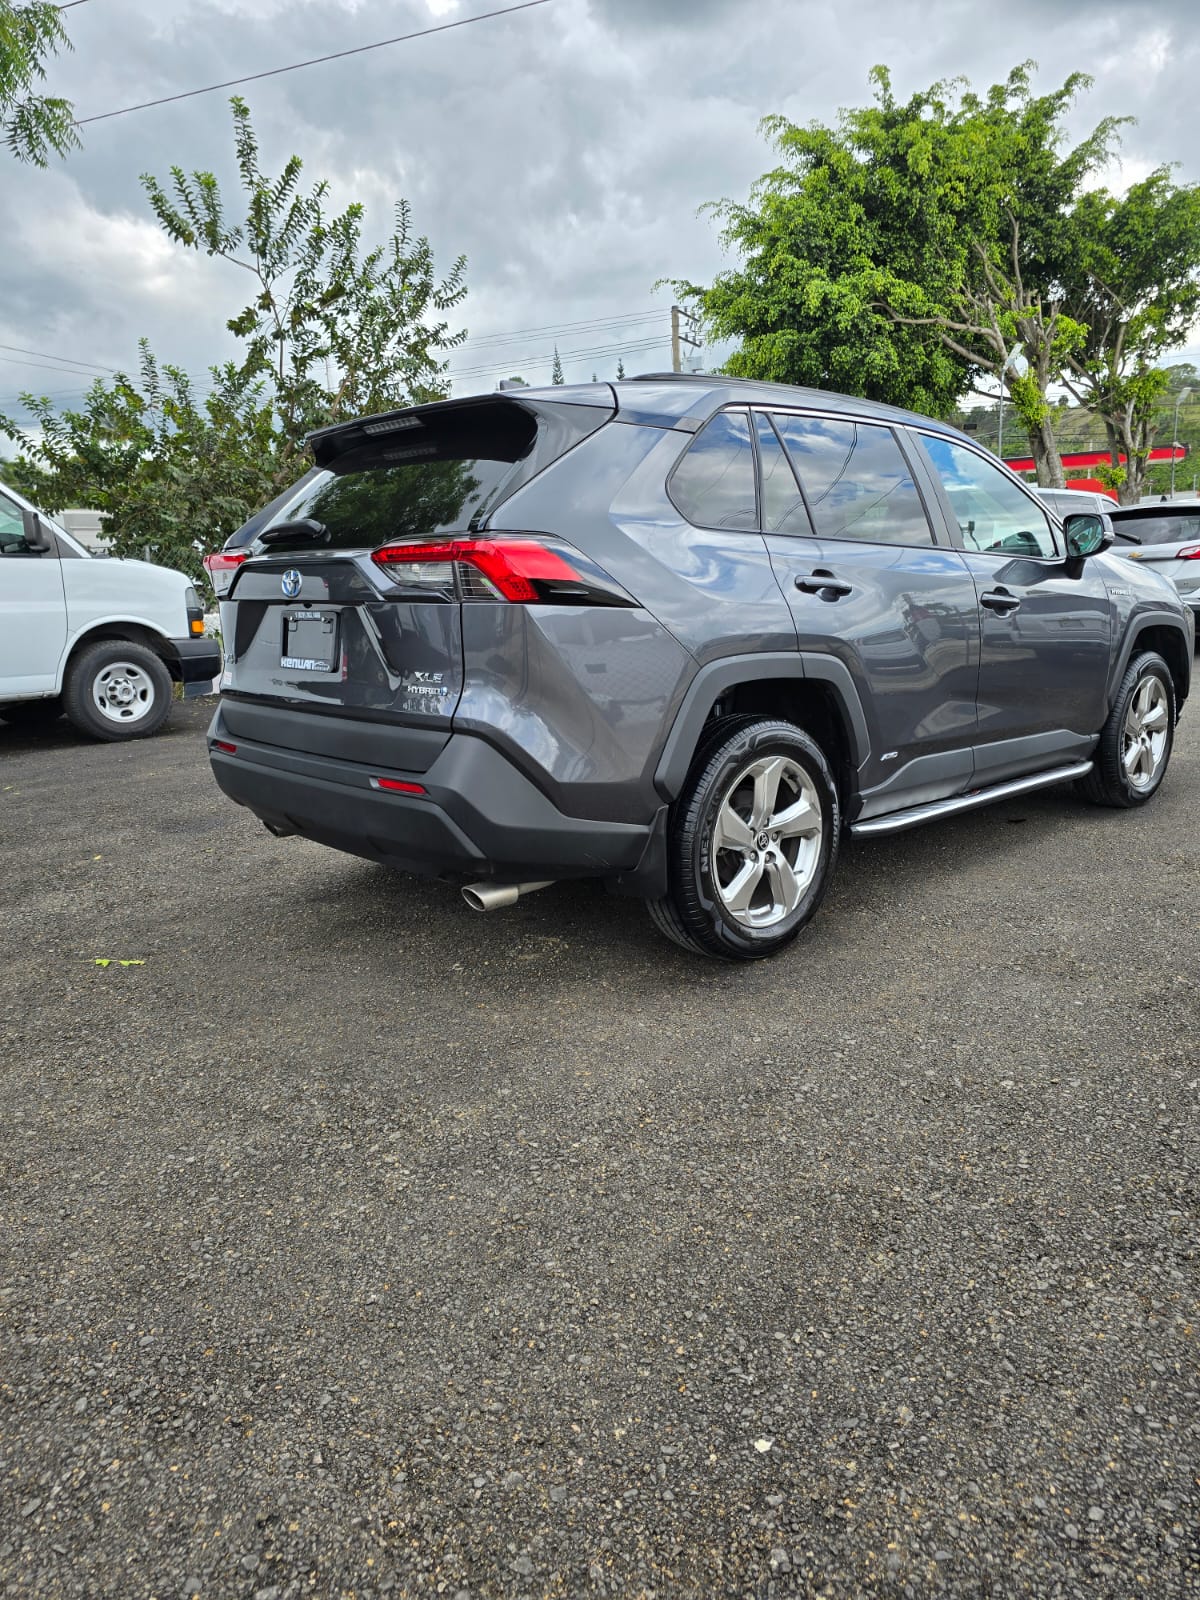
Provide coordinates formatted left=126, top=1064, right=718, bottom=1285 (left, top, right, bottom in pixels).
left=1112, top=530, right=1142, bottom=544
left=258, top=517, right=329, bottom=546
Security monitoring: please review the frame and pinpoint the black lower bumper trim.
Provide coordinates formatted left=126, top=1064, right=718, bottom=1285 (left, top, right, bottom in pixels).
left=165, top=635, right=222, bottom=683
left=208, top=708, right=652, bottom=883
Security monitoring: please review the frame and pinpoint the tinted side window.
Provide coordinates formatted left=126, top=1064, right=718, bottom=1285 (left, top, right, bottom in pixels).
left=754, top=413, right=813, bottom=535
left=669, top=410, right=758, bottom=530
left=771, top=414, right=934, bottom=546
left=922, top=435, right=1057, bottom=558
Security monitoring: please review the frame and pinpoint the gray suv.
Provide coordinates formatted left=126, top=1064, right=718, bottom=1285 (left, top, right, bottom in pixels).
left=208, top=376, right=1194, bottom=959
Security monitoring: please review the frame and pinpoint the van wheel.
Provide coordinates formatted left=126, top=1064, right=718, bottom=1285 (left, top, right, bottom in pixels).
left=1077, top=651, right=1174, bottom=808
left=63, top=641, right=172, bottom=742
left=648, top=717, right=840, bottom=960
left=0, top=697, right=63, bottom=728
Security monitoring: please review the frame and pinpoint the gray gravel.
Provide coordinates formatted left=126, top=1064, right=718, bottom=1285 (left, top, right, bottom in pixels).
left=1, top=698, right=1198, bottom=1599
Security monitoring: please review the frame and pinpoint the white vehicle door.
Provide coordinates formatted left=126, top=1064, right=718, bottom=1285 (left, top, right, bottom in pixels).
left=0, top=487, right=68, bottom=696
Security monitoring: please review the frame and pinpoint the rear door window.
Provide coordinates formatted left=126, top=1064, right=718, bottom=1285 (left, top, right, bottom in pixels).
left=753, top=413, right=813, bottom=535
left=771, top=414, right=934, bottom=546
left=668, top=410, right=758, bottom=530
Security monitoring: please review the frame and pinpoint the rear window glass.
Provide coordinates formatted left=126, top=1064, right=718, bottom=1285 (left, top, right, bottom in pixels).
left=771, top=414, right=933, bottom=546
left=1110, top=511, right=1200, bottom=546
left=259, top=398, right=611, bottom=551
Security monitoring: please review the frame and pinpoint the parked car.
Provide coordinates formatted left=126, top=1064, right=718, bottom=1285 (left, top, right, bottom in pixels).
left=207, top=376, right=1193, bottom=959
left=0, top=479, right=222, bottom=741
left=1106, top=500, right=1200, bottom=626
left=1036, top=486, right=1116, bottom=520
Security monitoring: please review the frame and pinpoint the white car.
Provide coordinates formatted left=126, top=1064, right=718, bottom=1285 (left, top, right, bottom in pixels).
left=0, top=479, right=221, bottom=741
left=1035, top=487, right=1116, bottom=520
left=1108, top=500, right=1200, bottom=627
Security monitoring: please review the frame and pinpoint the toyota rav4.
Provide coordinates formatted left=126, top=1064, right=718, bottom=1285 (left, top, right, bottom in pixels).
left=207, top=376, right=1194, bottom=959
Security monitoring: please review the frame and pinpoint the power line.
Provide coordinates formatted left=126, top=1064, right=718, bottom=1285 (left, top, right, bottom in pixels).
left=0, top=343, right=117, bottom=375
left=458, top=310, right=665, bottom=349
left=74, top=0, right=552, bottom=127
left=0, top=353, right=117, bottom=381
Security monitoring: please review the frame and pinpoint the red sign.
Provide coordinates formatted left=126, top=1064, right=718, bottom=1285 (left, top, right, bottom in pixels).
left=1003, top=444, right=1188, bottom=473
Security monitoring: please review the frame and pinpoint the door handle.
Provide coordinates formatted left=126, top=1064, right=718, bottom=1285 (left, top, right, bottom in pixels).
left=795, top=571, right=853, bottom=599
left=980, top=588, right=1021, bottom=615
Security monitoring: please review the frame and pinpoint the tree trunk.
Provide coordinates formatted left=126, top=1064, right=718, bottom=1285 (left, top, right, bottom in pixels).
left=1026, top=415, right=1065, bottom=488
left=1103, top=418, right=1146, bottom=506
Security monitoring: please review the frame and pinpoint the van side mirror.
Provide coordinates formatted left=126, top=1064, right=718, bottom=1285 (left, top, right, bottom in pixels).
left=1063, top=511, right=1114, bottom=560
left=20, top=508, right=56, bottom=553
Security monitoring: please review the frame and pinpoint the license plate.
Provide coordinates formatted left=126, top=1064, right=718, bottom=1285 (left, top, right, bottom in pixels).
left=281, top=609, right=338, bottom=672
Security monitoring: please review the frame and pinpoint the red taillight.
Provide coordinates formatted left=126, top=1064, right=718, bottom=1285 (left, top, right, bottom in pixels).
left=1177, top=544, right=1200, bottom=560
left=370, top=777, right=426, bottom=795
left=370, top=538, right=581, bottom=602
left=212, top=740, right=237, bottom=754
left=202, top=550, right=249, bottom=597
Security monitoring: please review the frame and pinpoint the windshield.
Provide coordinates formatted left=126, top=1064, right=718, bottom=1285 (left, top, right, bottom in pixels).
left=1110, top=510, right=1200, bottom=546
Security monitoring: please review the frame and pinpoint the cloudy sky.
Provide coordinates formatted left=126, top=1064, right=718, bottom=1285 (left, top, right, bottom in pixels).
left=3, top=0, right=1199, bottom=430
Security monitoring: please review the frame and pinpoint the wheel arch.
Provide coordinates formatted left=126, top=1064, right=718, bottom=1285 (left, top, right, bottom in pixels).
left=654, top=652, right=870, bottom=805
left=61, top=622, right=181, bottom=688
left=1113, top=616, right=1192, bottom=718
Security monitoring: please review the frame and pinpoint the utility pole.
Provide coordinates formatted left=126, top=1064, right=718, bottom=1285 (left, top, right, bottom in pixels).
left=671, top=305, right=701, bottom=373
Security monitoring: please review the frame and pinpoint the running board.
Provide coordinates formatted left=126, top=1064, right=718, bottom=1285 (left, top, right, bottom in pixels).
left=850, top=760, right=1094, bottom=838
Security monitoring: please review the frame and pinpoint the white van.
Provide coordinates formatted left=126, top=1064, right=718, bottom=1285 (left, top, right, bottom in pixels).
left=0, top=479, right=221, bottom=741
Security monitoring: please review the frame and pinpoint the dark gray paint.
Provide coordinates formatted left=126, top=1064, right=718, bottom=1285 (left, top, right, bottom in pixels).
left=209, top=376, right=1193, bottom=889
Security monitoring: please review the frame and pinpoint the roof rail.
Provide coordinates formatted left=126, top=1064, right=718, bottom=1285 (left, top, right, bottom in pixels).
left=629, top=371, right=714, bottom=382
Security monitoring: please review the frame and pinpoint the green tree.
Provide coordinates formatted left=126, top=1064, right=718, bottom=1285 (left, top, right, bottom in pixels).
left=2, top=98, right=469, bottom=577
left=551, top=345, right=564, bottom=385
left=1, top=0, right=78, bottom=163
left=672, top=64, right=1124, bottom=485
left=1059, top=170, right=1200, bottom=502
left=2, top=343, right=277, bottom=580
left=141, top=96, right=468, bottom=479
left=616, top=358, right=625, bottom=380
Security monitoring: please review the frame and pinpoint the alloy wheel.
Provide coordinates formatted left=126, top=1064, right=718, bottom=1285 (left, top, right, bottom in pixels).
left=1121, top=675, right=1169, bottom=792
left=710, top=754, right=823, bottom=929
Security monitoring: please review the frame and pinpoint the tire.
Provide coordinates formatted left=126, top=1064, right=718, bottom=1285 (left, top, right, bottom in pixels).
left=1077, top=650, right=1175, bottom=809
left=62, top=640, right=173, bottom=742
left=0, top=696, right=63, bottom=729
left=648, top=717, right=841, bottom=960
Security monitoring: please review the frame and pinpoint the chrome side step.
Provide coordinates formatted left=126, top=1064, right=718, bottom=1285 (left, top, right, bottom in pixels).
left=850, top=760, right=1094, bottom=838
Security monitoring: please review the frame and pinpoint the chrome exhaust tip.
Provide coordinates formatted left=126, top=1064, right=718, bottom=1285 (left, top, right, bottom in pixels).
left=461, top=880, right=554, bottom=912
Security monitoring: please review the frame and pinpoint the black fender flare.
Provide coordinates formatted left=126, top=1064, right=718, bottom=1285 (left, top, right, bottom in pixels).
left=1109, top=610, right=1193, bottom=708
left=653, top=651, right=871, bottom=802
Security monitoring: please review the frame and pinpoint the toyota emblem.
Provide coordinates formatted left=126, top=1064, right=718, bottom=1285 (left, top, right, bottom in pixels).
left=281, top=568, right=302, bottom=599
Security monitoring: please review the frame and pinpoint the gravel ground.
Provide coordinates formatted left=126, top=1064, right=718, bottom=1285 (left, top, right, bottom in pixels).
left=1, top=698, right=1198, bottom=1599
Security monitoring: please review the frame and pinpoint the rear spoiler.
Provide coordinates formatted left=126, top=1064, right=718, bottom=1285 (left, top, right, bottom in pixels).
left=307, top=386, right=616, bottom=471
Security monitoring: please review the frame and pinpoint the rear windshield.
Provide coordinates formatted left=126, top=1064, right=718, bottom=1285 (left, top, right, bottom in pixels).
left=1110, top=510, right=1200, bottom=545
left=259, top=397, right=612, bottom=552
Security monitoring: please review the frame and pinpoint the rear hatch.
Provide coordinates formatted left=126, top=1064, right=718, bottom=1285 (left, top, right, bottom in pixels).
left=222, top=389, right=615, bottom=759
left=1110, top=504, right=1200, bottom=601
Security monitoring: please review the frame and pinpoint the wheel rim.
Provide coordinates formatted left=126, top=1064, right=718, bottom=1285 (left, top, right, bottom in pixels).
left=709, top=754, right=823, bottom=930
left=1121, top=675, right=1169, bottom=792
left=91, top=661, right=156, bottom=725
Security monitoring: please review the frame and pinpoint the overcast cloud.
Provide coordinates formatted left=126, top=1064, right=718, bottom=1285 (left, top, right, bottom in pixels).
left=3, top=0, right=1199, bottom=428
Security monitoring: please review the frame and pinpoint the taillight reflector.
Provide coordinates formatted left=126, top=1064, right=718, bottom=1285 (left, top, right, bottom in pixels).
left=212, top=740, right=237, bottom=754
left=202, top=550, right=249, bottom=596
left=370, top=777, right=427, bottom=795
left=370, top=538, right=580, bottom=602
left=1177, top=544, right=1200, bottom=560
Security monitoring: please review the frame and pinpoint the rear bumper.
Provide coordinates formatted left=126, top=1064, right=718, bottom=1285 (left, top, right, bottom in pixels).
left=207, top=703, right=659, bottom=884
left=164, top=635, right=223, bottom=683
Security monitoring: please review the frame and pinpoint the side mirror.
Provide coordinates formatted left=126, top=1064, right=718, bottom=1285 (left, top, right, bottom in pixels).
left=20, top=507, right=55, bottom=553
left=1063, top=511, right=1114, bottom=561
